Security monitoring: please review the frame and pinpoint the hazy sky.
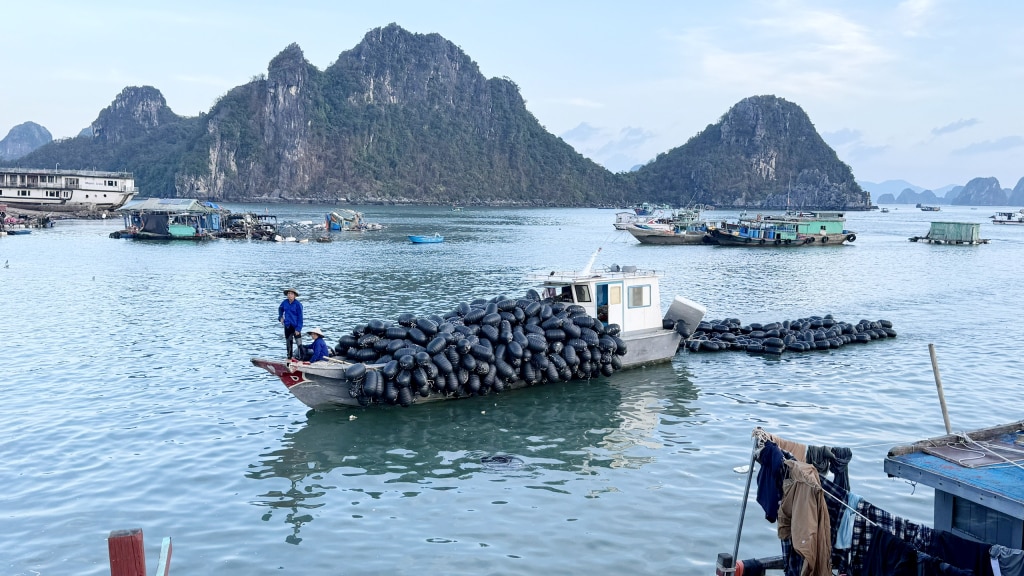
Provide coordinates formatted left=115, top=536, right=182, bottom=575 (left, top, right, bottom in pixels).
left=4, top=0, right=1023, bottom=190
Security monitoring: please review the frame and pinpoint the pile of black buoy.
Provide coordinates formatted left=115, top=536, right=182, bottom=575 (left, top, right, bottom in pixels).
left=685, top=315, right=896, bottom=356
left=331, top=289, right=630, bottom=406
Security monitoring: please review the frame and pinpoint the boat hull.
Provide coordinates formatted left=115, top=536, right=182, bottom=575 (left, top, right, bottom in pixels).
left=626, top=226, right=708, bottom=245
left=709, top=230, right=855, bottom=246
left=408, top=235, right=443, bottom=243
left=251, top=329, right=682, bottom=410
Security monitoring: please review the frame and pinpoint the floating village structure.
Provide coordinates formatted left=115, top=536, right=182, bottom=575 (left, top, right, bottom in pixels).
left=909, top=222, right=988, bottom=245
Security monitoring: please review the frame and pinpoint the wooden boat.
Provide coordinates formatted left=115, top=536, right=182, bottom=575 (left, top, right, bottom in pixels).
left=251, top=257, right=706, bottom=410
left=917, top=204, right=941, bottom=211
left=706, top=211, right=857, bottom=247
left=408, top=233, right=444, bottom=243
left=991, top=209, right=1024, bottom=225
left=624, top=206, right=710, bottom=245
left=716, top=420, right=1024, bottom=575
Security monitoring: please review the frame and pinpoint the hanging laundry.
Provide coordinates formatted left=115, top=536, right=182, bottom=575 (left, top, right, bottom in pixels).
left=777, top=460, right=832, bottom=576
left=756, top=441, right=786, bottom=522
left=990, top=545, right=1024, bottom=576
left=863, top=525, right=917, bottom=575
left=930, top=531, right=995, bottom=576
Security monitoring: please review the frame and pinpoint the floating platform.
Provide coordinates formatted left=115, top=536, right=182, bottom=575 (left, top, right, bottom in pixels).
left=909, top=221, right=988, bottom=244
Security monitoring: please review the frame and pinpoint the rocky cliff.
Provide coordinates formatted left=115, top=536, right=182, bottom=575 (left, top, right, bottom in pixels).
left=14, top=25, right=873, bottom=208
left=630, top=96, right=870, bottom=210
left=92, top=86, right=181, bottom=145
left=0, top=121, right=52, bottom=161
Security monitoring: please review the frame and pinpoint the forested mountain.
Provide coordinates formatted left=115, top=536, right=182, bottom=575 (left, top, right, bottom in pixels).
left=14, top=24, right=868, bottom=209
left=0, top=121, right=51, bottom=161
left=630, top=95, right=869, bottom=209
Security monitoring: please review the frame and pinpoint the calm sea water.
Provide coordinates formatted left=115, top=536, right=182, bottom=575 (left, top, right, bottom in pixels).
left=2, top=204, right=1022, bottom=575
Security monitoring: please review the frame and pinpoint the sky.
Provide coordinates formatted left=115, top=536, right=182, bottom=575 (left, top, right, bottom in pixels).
left=3, top=0, right=1023, bottom=191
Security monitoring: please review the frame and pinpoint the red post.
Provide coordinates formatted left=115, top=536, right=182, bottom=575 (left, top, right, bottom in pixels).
left=108, top=528, right=146, bottom=576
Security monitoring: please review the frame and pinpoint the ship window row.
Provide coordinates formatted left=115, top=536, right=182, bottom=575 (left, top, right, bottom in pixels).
left=0, top=190, right=72, bottom=198
left=2, top=174, right=60, bottom=184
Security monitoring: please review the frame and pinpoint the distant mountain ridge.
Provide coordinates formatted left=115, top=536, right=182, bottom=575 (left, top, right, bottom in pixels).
left=867, top=176, right=1024, bottom=206
left=0, top=24, right=958, bottom=209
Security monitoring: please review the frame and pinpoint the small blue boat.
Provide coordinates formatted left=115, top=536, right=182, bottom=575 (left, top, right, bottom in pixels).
left=408, top=233, right=443, bottom=244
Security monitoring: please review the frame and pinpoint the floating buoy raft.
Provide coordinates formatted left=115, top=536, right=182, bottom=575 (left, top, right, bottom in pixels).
left=684, top=315, right=896, bottom=355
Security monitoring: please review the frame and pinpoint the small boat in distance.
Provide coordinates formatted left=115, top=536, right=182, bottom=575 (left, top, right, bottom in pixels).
left=408, top=233, right=444, bottom=243
left=991, top=209, right=1024, bottom=224
left=917, top=203, right=941, bottom=211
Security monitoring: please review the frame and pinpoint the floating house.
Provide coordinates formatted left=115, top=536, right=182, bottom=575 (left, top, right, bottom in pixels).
left=112, top=198, right=224, bottom=240
left=909, top=222, right=988, bottom=245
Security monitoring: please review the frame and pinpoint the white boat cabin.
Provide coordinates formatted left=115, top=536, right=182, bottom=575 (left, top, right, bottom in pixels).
left=526, top=265, right=665, bottom=334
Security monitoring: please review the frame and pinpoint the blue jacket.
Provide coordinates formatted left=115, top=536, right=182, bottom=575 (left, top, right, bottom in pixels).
left=309, top=337, right=330, bottom=362
left=279, top=299, right=303, bottom=331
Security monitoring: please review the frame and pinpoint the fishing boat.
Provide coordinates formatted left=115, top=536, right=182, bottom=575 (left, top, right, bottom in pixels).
left=408, top=233, right=444, bottom=243
left=917, top=204, right=941, bottom=212
left=0, top=167, right=137, bottom=212
left=624, top=206, right=710, bottom=245
left=706, top=211, right=857, bottom=247
left=251, top=255, right=706, bottom=410
left=716, top=420, right=1024, bottom=575
left=109, top=198, right=224, bottom=240
left=991, top=209, right=1024, bottom=225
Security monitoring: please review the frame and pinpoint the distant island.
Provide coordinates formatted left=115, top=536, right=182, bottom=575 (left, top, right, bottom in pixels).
left=862, top=177, right=1024, bottom=206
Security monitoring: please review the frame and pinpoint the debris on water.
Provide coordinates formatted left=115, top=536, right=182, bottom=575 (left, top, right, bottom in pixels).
left=481, top=455, right=525, bottom=469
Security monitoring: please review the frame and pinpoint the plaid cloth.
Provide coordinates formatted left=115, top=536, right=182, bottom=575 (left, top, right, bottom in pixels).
left=780, top=537, right=803, bottom=576
left=849, top=498, right=896, bottom=575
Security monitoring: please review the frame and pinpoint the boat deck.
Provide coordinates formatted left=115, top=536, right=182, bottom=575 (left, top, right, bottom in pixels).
left=884, top=425, right=1024, bottom=519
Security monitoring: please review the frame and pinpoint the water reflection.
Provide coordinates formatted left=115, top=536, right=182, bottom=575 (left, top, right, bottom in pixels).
left=247, top=362, right=699, bottom=543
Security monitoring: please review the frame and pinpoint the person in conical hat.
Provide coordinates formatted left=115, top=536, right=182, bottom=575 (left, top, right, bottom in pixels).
left=278, top=288, right=303, bottom=359
left=306, top=327, right=330, bottom=363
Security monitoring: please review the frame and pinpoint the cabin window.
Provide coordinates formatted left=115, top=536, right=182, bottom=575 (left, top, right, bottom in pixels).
left=609, top=286, right=621, bottom=305
left=574, top=285, right=592, bottom=303
left=628, top=285, right=651, bottom=308
left=19, top=190, right=30, bottom=196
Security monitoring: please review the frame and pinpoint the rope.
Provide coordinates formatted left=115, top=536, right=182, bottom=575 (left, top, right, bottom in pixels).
left=958, top=432, right=1024, bottom=472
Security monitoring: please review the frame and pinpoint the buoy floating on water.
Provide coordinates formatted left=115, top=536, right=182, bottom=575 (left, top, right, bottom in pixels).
left=686, top=315, right=895, bottom=356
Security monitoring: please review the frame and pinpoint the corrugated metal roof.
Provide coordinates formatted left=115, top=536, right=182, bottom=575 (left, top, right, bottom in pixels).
left=118, top=198, right=220, bottom=213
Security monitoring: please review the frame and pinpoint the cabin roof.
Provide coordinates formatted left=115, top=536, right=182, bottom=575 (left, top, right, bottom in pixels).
left=119, top=198, right=221, bottom=213
left=526, top=266, right=659, bottom=285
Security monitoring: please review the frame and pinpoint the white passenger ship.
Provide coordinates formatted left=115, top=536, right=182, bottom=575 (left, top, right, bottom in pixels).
left=0, top=167, right=137, bottom=212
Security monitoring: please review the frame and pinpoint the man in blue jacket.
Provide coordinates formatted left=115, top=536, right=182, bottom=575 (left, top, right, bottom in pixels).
left=278, top=288, right=303, bottom=359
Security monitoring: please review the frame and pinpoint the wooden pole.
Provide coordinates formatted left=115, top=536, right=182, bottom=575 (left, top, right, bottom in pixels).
left=928, top=343, right=952, bottom=434
left=108, top=528, right=146, bottom=576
